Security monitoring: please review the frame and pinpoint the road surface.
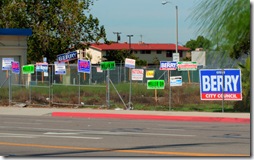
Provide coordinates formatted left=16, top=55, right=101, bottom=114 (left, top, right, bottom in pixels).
left=0, top=114, right=250, bottom=157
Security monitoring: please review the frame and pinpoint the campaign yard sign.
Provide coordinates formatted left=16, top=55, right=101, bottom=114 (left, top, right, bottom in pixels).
left=199, top=69, right=242, bottom=101
left=57, top=51, right=77, bottom=63
left=22, top=65, right=34, bottom=74
left=2, top=58, right=14, bottom=70
left=159, top=61, right=177, bottom=70
left=132, top=69, right=144, bottom=81
left=125, top=58, right=136, bottom=68
left=78, top=60, right=91, bottom=73
left=170, top=76, right=182, bottom=86
left=54, top=62, right=66, bottom=75
left=11, top=61, right=20, bottom=74
left=36, top=62, right=48, bottom=72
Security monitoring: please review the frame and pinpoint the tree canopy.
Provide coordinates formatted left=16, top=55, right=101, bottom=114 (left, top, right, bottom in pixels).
left=185, top=36, right=211, bottom=51
left=190, top=0, right=250, bottom=111
left=0, top=0, right=107, bottom=63
left=190, top=0, right=250, bottom=59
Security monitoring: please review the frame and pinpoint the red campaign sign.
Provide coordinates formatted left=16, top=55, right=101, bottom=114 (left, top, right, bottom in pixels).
left=201, top=93, right=242, bottom=101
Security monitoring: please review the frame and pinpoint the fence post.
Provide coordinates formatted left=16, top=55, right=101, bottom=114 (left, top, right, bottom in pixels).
left=106, top=69, right=110, bottom=107
left=8, top=71, right=12, bottom=106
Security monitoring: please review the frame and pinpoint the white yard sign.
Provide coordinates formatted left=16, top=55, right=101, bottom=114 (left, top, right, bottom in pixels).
left=132, top=69, right=144, bottom=81
left=2, top=58, right=14, bottom=70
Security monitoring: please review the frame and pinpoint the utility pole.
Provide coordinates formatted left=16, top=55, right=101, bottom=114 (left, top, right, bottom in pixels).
left=113, top=32, right=121, bottom=43
left=139, top=34, right=143, bottom=43
left=127, top=35, right=133, bottom=53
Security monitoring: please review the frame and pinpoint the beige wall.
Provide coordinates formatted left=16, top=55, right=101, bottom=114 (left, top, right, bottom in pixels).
left=0, top=35, right=29, bottom=86
left=84, top=48, right=103, bottom=64
left=0, top=36, right=28, bottom=65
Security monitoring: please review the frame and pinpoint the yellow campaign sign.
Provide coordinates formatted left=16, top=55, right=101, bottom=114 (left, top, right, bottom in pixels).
left=146, top=70, right=154, bottom=78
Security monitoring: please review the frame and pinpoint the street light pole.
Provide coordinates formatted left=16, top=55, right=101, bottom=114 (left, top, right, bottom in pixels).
left=162, top=1, right=178, bottom=54
left=175, top=5, right=178, bottom=54
left=127, top=35, right=133, bottom=110
left=162, top=1, right=178, bottom=111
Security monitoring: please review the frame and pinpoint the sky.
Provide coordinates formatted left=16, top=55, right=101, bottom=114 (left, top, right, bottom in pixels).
left=89, top=0, right=201, bottom=45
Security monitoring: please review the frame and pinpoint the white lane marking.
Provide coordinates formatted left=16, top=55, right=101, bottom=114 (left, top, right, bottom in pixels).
left=0, top=126, right=195, bottom=137
left=147, top=128, right=185, bottom=131
left=44, top=132, right=79, bottom=135
left=0, top=133, right=102, bottom=140
left=3, top=122, right=41, bottom=125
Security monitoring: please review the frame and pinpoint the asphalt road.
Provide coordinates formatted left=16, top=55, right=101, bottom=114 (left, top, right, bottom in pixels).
left=0, top=114, right=250, bottom=157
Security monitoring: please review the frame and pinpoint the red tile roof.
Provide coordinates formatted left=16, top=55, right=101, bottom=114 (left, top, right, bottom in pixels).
left=90, top=43, right=190, bottom=51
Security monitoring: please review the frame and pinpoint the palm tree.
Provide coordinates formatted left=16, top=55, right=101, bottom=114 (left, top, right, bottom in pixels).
left=190, top=0, right=250, bottom=111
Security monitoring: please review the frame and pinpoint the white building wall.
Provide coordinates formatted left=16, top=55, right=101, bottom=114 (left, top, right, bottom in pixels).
left=0, top=36, right=28, bottom=65
left=85, top=48, right=103, bottom=64
left=86, top=47, right=189, bottom=64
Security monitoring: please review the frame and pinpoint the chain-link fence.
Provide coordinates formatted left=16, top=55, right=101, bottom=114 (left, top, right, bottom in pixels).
left=0, top=51, right=246, bottom=109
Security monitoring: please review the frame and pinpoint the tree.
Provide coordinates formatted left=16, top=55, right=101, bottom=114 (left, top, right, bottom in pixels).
left=103, top=49, right=147, bottom=66
left=190, top=0, right=250, bottom=58
left=0, top=0, right=107, bottom=63
left=190, top=0, right=250, bottom=112
left=185, top=36, right=211, bottom=51
left=103, top=49, right=131, bottom=63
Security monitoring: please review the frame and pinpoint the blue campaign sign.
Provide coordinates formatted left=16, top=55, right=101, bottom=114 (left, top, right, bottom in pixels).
left=159, top=61, right=177, bottom=70
left=57, top=51, right=77, bottom=62
left=78, top=60, right=91, bottom=73
left=36, top=62, right=48, bottom=72
left=199, top=69, right=242, bottom=100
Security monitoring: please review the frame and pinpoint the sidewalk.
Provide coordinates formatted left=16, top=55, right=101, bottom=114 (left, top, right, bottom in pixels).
left=0, top=106, right=250, bottom=123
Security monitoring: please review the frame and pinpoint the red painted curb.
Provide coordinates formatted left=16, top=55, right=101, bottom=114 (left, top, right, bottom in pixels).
left=51, top=112, right=250, bottom=124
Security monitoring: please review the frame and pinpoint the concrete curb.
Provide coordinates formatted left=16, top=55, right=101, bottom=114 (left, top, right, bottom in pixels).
left=52, top=112, right=250, bottom=124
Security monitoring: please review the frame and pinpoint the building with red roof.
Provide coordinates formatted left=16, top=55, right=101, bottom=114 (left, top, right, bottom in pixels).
left=81, top=42, right=190, bottom=64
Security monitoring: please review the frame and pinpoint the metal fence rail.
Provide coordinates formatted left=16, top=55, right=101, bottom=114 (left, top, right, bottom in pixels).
left=0, top=63, right=212, bottom=108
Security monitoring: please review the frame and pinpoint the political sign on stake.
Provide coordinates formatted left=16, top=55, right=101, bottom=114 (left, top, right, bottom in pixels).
left=78, top=60, right=91, bottom=73
left=11, top=61, right=20, bottom=74
left=170, top=76, right=182, bottom=86
left=147, top=80, right=165, bottom=89
left=22, top=65, right=34, bottom=74
left=177, top=61, right=197, bottom=71
left=2, top=58, right=14, bottom=70
left=57, top=51, right=77, bottom=63
left=125, top=58, right=136, bottom=68
left=36, top=62, right=48, bottom=72
left=100, top=61, right=115, bottom=70
left=132, top=69, right=144, bottom=81
left=159, top=61, right=177, bottom=70
left=146, top=70, right=155, bottom=78
left=54, top=62, right=66, bottom=75
left=199, top=69, right=242, bottom=100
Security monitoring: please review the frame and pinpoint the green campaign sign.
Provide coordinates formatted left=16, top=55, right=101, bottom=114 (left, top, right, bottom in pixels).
left=22, top=65, right=34, bottom=74
left=147, top=80, right=165, bottom=89
left=100, top=61, right=115, bottom=70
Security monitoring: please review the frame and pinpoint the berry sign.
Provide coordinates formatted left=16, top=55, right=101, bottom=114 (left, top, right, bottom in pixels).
left=199, top=69, right=242, bottom=100
left=159, top=61, right=177, bottom=70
